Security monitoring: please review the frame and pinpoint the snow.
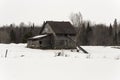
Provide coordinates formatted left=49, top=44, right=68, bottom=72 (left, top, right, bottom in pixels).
left=30, top=34, right=47, bottom=39
left=0, top=44, right=120, bottom=80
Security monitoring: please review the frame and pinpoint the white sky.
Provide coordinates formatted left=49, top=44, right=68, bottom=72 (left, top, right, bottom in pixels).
left=0, top=0, right=120, bottom=26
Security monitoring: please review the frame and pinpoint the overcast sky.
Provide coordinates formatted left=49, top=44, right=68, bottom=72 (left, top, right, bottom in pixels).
left=0, top=0, right=120, bottom=25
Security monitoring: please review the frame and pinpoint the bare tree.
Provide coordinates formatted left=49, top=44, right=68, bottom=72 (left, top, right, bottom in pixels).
left=69, top=12, right=83, bottom=27
left=69, top=12, right=84, bottom=45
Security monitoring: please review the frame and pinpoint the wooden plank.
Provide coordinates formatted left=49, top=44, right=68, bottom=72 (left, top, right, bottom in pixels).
left=67, top=35, right=88, bottom=54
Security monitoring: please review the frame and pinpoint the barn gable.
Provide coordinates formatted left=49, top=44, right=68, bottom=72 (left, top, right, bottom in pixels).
left=41, top=23, right=56, bottom=36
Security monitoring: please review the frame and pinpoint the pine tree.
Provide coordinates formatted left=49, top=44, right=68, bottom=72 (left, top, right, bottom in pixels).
left=77, top=23, right=87, bottom=45
left=22, top=32, right=33, bottom=43
left=113, top=19, right=118, bottom=45
left=86, top=22, right=92, bottom=45
left=109, top=24, right=113, bottom=36
left=108, top=24, right=113, bottom=45
left=10, top=29, right=16, bottom=43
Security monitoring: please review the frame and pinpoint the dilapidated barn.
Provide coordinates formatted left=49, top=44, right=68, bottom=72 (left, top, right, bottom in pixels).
left=27, top=21, right=76, bottom=49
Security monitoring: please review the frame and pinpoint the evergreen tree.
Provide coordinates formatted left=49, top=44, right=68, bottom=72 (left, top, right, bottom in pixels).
left=109, top=24, right=113, bottom=36
left=118, top=31, right=120, bottom=45
left=77, top=23, right=87, bottom=45
left=86, top=22, right=92, bottom=45
left=108, top=24, right=113, bottom=45
left=113, top=19, right=118, bottom=45
left=10, top=29, right=16, bottom=43
left=22, top=32, right=33, bottom=43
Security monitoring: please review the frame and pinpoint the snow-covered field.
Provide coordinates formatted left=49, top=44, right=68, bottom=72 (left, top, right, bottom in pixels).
left=0, top=44, right=120, bottom=80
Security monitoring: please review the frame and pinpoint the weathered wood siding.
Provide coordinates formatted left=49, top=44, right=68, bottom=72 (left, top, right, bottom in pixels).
left=39, top=35, right=53, bottom=48
left=27, top=40, right=40, bottom=48
left=53, top=35, right=76, bottom=49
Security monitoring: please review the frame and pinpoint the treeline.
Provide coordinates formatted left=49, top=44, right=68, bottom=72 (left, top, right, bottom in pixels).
left=0, top=12, right=120, bottom=46
left=75, top=19, right=120, bottom=46
left=70, top=12, right=120, bottom=46
left=0, top=19, right=119, bottom=46
left=0, top=23, right=42, bottom=43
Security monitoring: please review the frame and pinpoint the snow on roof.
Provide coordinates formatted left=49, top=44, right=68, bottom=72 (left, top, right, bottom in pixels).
left=29, top=34, right=47, bottom=39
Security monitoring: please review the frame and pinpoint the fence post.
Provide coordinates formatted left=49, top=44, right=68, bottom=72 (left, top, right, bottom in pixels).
left=5, top=49, right=8, bottom=58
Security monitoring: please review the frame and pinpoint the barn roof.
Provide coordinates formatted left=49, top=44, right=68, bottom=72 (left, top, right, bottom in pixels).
left=40, top=21, right=76, bottom=35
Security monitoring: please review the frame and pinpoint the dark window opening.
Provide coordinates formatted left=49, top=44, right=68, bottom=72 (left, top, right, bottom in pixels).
left=65, top=34, right=68, bottom=36
left=39, top=41, right=42, bottom=44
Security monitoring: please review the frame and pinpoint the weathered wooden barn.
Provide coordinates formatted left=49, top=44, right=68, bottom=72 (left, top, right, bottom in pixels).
left=27, top=21, right=76, bottom=49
